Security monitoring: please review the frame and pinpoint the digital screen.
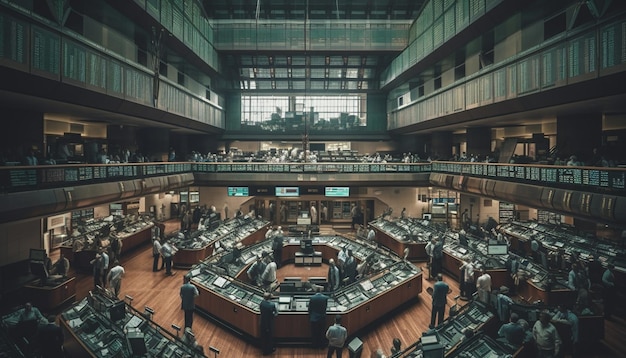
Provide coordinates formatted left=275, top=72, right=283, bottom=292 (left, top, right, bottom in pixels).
left=325, top=187, right=350, bottom=197
left=275, top=187, right=300, bottom=197
left=180, top=191, right=189, bottom=203
left=488, top=244, right=508, bottom=255
left=189, top=191, right=200, bottom=203
left=227, top=187, right=249, bottom=197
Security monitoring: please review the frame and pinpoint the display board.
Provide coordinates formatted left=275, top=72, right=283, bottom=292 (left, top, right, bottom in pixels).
left=228, top=187, right=249, bottom=196
left=325, top=187, right=350, bottom=197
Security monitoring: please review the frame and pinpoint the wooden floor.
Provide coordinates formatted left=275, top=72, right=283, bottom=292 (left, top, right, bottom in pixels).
left=50, top=223, right=626, bottom=357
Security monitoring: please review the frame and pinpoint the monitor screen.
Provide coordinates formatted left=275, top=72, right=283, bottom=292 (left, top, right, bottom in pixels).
left=29, top=249, right=46, bottom=262
left=300, top=239, right=313, bottom=254
left=421, top=334, right=439, bottom=345
left=275, top=187, right=300, bottom=197
left=228, top=187, right=249, bottom=197
left=325, top=187, right=350, bottom=197
left=109, top=301, right=126, bottom=322
left=30, top=261, right=48, bottom=281
left=487, top=244, right=508, bottom=255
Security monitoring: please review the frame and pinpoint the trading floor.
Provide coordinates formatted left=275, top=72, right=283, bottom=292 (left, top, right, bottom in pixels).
left=46, top=221, right=626, bottom=358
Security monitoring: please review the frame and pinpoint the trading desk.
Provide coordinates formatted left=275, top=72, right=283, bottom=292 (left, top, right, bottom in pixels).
left=22, top=276, right=76, bottom=311
left=168, top=216, right=269, bottom=267
left=59, top=292, right=202, bottom=357
left=191, top=235, right=423, bottom=343
left=369, top=217, right=436, bottom=260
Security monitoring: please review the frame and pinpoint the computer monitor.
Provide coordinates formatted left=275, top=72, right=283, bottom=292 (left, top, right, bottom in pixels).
left=30, top=261, right=49, bottom=283
left=284, top=277, right=302, bottom=282
left=126, top=331, right=147, bottom=356
left=300, top=239, right=313, bottom=254
left=109, top=301, right=126, bottom=323
left=280, top=282, right=297, bottom=293
left=29, top=248, right=46, bottom=262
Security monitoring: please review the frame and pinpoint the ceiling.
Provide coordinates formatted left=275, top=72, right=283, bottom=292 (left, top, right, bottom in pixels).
left=203, top=0, right=426, bottom=20
left=204, top=0, right=426, bottom=92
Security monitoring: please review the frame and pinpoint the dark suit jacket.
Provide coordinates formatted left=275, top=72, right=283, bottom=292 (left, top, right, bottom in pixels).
left=432, top=281, right=449, bottom=307
left=308, top=293, right=328, bottom=322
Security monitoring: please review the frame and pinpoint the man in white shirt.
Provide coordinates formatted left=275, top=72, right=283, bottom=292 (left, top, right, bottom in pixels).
left=476, top=267, right=492, bottom=305
left=533, top=310, right=561, bottom=357
left=459, top=258, right=474, bottom=300
left=261, top=256, right=277, bottom=291
left=107, top=261, right=125, bottom=298
left=100, top=248, right=109, bottom=288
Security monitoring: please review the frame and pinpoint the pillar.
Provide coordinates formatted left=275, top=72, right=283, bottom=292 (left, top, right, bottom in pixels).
left=556, top=113, right=602, bottom=164
left=107, top=125, right=138, bottom=158
left=0, top=109, right=43, bottom=163
left=466, top=127, right=491, bottom=158
left=137, top=127, right=170, bottom=161
left=431, top=131, right=453, bottom=160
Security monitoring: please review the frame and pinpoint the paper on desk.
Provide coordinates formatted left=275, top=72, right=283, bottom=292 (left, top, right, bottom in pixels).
left=68, top=318, right=83, bottom=328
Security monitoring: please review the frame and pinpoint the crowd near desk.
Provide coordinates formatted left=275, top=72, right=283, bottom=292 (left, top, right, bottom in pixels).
left=22, top=276, right=76, bottom=311
left=59, top=215, right=154, bottom=270
left=499, top=221, right=626, bottom=287
left=59, top=291, right=203, bottom=357
left=168, top=216, right=270, bottom=268
left=369, top=217, right=436, bottom=260
left=190, top=235, right=422, bottom=343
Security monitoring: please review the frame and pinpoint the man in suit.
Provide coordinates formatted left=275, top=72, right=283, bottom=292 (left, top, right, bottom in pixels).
left=430, top=274, right=449, bottom=328
left=308, top=291, right=329, bottom=348
left=259, top=292, right=278, bottom=355
left=38, top=315, right=64, bottom=358
left=180, top=274, right=199, bottom=329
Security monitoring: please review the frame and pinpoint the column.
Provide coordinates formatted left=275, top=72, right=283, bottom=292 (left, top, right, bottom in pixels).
left=0, top=109, right=43, bottom=163
left=466, top=127, right=491, bottom=159
left=556, top=113, right=602, bottom=164
left=431, top=131, right=453, bottom=160
left=137, top=127, right=170, bottom=161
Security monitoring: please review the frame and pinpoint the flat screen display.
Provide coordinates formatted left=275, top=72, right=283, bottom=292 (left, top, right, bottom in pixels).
left=325, top=187, right=350, bottom=197
left=227, top=187, right=249, bottom=197
left=487, top=244, right=508, bottom=255
left=275, top=187, right=300, bottom=197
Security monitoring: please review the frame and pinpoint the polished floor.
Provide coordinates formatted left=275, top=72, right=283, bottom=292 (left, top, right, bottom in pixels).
left=49, top=222, right=626, bottom=357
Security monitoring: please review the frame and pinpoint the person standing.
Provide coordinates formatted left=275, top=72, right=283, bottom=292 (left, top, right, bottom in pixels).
left=328, top=259, right=341, bottom=292
left=459, top=258, right=474, bottom=300
left=152, top=237, right=163, bottom=272
left=38, top=315, right=64, bottom=358
left=180, top=275, right=200, bottom=329
left=310, top=203, right=318, bottom=225
left=344, top=250, right=357, bottom=285
left=552, top=305, right=579, bottom=357
left=260, top=292, right=278, bottom=355
left=269, top=201, right=275, bottom=224
left=532, top=310, right=561, bottom=358
left=100, top=248, right=109, bottom=288
left=107, top=260, right=125, bottom=298
left=476, top=267, right=492, bottom=305
left=425, top=238, right=435, bottom=280
left=272, top=234, right=284, bottom=268
left=430, top=274, right=449, bottom=328
left=497, top=312, right=525, bottom=346
left=246, top=255, right=264, bottom=286
left=602, top=264, right=615, bottom=319
left=161, top=241, right=177, bottom=276
left=261, top=256, right=277, bottom=291
left=90, top=253, right=103, bottom=289
left=321, top=203, right=328, bottom=223
left=308, top=291, right=329, bottom=348
left=326, top=315, right=347, bottom=358
left=431, top=236, right=445, bottom=278
left=350, top=204, right=358, bottom=230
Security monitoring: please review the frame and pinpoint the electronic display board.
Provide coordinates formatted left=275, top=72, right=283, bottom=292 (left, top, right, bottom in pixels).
left=227, top=187, right=249, bottom=197
left=275, top=187, right=300, bottom=197
left=325, top=187, right=350, bottom=197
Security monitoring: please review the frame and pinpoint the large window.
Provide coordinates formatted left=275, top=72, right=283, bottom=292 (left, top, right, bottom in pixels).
left=241, top=94, right=366, bottom=132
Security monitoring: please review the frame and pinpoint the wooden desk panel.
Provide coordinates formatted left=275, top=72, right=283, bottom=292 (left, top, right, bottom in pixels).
left=197, top=270, right=422, bottom=341
left=23, top=277, right=76, bottom=311
left=374, top=229, right=426, bottom=261
left=173, top=246, right=212, bottom=268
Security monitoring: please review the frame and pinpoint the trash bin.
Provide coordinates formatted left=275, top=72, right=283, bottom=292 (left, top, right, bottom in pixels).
left=347, top=337, right=363, bottom=358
